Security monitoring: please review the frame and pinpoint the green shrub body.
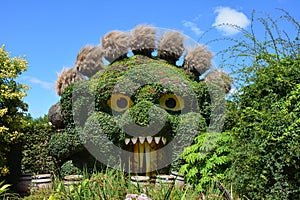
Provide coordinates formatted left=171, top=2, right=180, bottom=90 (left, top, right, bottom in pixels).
left=51, top=55, right=212, bottom=174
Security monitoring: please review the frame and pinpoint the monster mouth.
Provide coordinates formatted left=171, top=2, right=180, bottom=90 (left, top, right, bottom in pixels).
left=124, top=136, right=168, bottom=176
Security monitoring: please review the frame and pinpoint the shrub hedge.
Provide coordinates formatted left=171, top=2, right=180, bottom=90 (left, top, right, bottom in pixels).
left=22, top=115, right=57, bottom=174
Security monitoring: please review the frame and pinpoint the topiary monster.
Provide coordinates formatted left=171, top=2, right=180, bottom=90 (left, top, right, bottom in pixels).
left=48, top=25, right=232, bottom=176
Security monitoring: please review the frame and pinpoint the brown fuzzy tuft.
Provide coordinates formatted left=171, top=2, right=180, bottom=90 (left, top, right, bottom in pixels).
left=204, top=70, right=233, bottom=93
left=101, top=31, right=129, bottom=63
left=76, top=45, right=92, bottom=68
left=184, top=45, right=213, bottom=78
left=76, top=45, right=104, bottom=77
left=55, top=67, right=85, bottom=96
left=129, top=24, right=156, bottom=57
left=157, top=31, right=185, bottom=65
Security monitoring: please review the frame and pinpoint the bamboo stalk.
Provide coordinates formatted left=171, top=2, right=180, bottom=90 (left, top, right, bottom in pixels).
left=150, top=141, right=157, bottom=172
left=139, top=142, right=144, bottom=170
left=145, top=142, right=151, bottom=176
left=134, top=143, right=139, bottom=172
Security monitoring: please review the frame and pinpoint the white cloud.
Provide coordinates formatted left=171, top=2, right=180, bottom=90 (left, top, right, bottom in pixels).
left=228, top=87, right=238, bottom=95
left=182, top=20, right=203, bottom=36
left=23, top=76, right=55, bottom=90
left=213, top=7, right=250, bottom=36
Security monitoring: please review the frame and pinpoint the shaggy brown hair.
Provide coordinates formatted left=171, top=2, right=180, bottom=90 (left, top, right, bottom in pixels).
left=101, top=31, right=129, bottom=63
left=75, top=45, right=92, bottom=68
left=55, top=67, right=85, bottom=96
left=184, top=45, right=213, bottom=78
left=129, top=24, right=156, bottom=57
left=204, top=70, right=233, bottom=93
left=157, top=31, right=185, bottom=65
left=76, top=45, right=104, bottom=77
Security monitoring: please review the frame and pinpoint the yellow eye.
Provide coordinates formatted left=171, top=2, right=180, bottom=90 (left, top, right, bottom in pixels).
left=107, top=94, right=133, bottom=112
left=159, top=94, right=185, bottom=111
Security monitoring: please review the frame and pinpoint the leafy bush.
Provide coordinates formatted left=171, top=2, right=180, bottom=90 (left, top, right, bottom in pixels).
left=60, top=160, right=83, bottom=178
left=231, top=72, right=300, bottom=199
left=22, top=115, right=57, bottom=174
left=48, top=128, right=84, bottom=163
left=219, top=10, right=300, bottom=199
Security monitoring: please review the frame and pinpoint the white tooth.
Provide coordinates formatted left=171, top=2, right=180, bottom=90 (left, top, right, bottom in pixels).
left=139, top=137, right=145, bottom=144
left=131, top=137, right=138, bottom=144
left=125, top=138, right=130, bottom=145
left=162, top=137, right=167, bottom=145
left=154, top=137, right=161, bottom=144
left=146, top=136, right=153, bottom=143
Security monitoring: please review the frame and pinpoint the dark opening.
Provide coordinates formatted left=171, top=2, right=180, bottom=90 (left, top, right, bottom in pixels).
left=117, top=97, right=128, bottom=108
left=165, top=98, right=176, bottom=108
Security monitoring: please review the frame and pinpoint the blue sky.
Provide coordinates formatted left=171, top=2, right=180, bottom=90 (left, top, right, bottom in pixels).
left=1, top=0, right=299, bottom=118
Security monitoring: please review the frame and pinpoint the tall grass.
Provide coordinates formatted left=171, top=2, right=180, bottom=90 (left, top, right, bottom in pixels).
left=0, top=181, right=22, bottom=200
left=23, top=168, right=238, bottom=200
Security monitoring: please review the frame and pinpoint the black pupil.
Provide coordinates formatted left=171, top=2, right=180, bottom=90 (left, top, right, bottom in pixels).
left=117, top=97, right=128, bottom=109
left=165, top=98, right=176, bottom=108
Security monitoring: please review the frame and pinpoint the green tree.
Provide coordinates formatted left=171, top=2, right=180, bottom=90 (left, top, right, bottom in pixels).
left=220, top=10, right=300, bottom=199
left=231, top=57, right=300, bottom=199
left=0, top=45, right=28, bottom=181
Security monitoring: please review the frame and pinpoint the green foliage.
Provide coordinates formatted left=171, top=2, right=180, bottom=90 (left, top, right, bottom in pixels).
left=0, top=181, right=10, bottom=195
left=60, top=84, right=75, bottom=128
left=231, top=82, right=300, bottom=199
left=191, top=82, right=212, bottom=124
left=0, top=45, right=28, bottom=179
left=180, top=132, right=233, bottom=192
left=0, top=180, right=19, bottom=199
left=170, top=112, right=208, bottom=172
left=60, top=81, right=95, bottom=128
left=93, top=60, right=132, bottom=113
left=120, top=101, right=170, bottom=130
left=22, top=115, right=57, bottom=174
left=82, top=111, right=122, bottom=150
left=48, top=128, right=84, bottom=163
left=221, top=10, right=300, bottom=199
left=60, top=160, right=83, bottom=178
left=239, top=56, right=300, bottom=110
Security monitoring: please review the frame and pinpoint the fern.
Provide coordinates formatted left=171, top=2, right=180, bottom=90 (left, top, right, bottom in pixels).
left=180, top=132, right=233, bottom=192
